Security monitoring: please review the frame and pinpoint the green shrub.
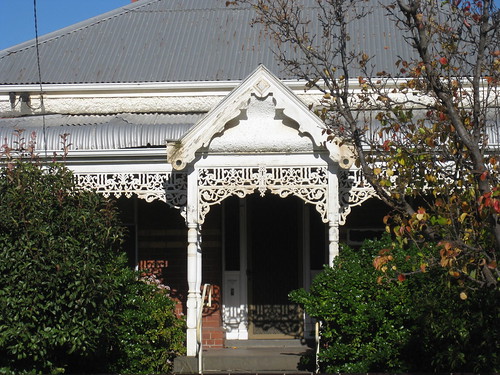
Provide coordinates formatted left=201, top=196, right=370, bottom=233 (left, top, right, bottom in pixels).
left=290, top=238, right=412, bottom=373
left=291, top=236, right=499, bottom=373
left=0, top=158, right=126, bottom=373
left=106, top=272, right=186, bottom=374
left=0, top=151, right=185, bottom=374
left=403, top=267, right=499, bottom=372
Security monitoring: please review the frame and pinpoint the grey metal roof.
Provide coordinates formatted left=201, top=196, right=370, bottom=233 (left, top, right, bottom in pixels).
left=0, top=0, right=411, bottom=85
left=0, top=113, right=201, bottom=151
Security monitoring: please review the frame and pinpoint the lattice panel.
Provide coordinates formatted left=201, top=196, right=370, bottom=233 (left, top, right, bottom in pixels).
left=75, top=172, right=187, bottom=209
left=74, top=168, right=377, bottom=225
left=198, top=166, right=328, bottom=223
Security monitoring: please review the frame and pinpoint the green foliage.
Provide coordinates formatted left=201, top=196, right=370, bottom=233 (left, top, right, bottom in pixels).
left=291, top=238, right=412, bottom=373
left=291, top=236, right=500, bottom=373
left=106, top=273, right=186, bottom=374
left=403, top=269, right=499, bottom=373
left=0, top=155, right=185, bottom=374
left=0, top=158, right=125, bottom=373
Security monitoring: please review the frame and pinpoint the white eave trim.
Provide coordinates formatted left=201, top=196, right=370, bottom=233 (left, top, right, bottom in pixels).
left=0, top=79, right=332, bottom=97
left=0, top=78, right=479, bottom=97
left=0, top=80, right=314, bottom=95
left=0, top=81, right=240, bottom=95
left=57, top=148, right=168, bottom=159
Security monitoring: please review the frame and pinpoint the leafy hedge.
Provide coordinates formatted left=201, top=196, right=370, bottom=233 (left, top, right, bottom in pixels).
left=107, top=273, right=185, bottom=374
left=291, top=239, right=413, bottom=373
left=291, top=236, right=499, bottom=373
left=0, top=156, right=184, bottom=374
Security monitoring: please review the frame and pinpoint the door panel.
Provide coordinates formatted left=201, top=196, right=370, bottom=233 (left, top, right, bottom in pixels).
left=247, top=194, right=303, bottom=338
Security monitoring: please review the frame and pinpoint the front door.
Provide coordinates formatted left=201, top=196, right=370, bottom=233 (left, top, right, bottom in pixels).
left=247, top=194, right=303, bottom=338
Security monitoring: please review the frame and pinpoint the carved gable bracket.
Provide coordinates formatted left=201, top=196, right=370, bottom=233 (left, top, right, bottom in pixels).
left=339, top=169, right=378, bottom=225
left=75, top=172, right=187, bottom=209
left=198, top=166, right=329, bottom=224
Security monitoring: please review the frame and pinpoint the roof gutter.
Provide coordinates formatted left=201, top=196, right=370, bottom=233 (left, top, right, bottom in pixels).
left=0, top=80, right=316, bottom=96
left=0, top=78, right=481, bottom=101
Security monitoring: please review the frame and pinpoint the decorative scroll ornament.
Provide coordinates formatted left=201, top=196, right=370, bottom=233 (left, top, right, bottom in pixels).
left=338, top=168, right=377, bottom=225
left=198, top=166, right=328, bottom=224
left=75, top=172, right=187, bottom=209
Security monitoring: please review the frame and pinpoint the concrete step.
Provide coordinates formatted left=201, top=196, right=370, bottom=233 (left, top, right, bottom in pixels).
left=225, top=339, right=311, bottom=348
left=173, top=341, right=314, bottom=374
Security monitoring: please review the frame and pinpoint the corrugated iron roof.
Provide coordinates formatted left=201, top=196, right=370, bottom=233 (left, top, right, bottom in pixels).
left=0, top=113, right=201, bottom=151
left=3, top=110, right=498, bottom=153
left=0, top=0, right=412, bottom=85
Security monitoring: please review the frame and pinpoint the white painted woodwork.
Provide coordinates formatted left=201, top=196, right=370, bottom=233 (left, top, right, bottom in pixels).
left=186, top=168, right=201, bottom=356
left=166, top=66, right=345, bottom=170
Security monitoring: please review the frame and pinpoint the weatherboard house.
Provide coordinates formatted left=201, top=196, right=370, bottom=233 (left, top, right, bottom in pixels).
left=0, top=0, right=398, bottom=356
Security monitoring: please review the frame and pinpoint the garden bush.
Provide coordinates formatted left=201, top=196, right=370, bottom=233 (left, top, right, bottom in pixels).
left=403, top=265, right=499, bottom=372
left=0, top=147, right=185, bottom=374
left=106, top=272, right=185, bottom=374
left=0, top=157, right=125, bottom=373
left=291, top=238, right=413, bottom=373
left=291, top=236, right=499, bottom=373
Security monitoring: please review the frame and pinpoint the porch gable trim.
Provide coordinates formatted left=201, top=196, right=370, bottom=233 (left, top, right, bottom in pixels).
left=166, top=65, right=343, bottom=171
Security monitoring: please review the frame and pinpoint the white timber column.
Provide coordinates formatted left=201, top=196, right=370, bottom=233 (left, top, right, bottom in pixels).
left=186, top=167, right=201, bottom=356
left=328, top=165, right=340, bottom=266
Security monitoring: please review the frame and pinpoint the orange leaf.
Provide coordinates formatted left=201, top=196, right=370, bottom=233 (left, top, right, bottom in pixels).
left=439, top=57, right=448, bottom=65
left=373, top=255, right=389, bottom=270
left=439, top=241, right=452, bottom=250
left=449, top=270, right=460, bottom=278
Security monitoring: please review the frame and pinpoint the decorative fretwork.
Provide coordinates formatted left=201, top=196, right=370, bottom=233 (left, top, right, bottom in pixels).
left=338, top=168, right=377, bottom=225
left=198, top=166, right=328, bottom=224
left=75, top=172, right=187, bottom=209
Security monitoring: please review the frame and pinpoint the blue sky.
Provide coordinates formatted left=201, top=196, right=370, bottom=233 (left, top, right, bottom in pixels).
left=1, top=0, right=500, bottom=51
left=0, top=1, right=130, bottom=51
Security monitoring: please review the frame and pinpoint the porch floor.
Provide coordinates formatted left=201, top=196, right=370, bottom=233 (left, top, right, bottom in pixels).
left=173, top=339, right=315, bottom=374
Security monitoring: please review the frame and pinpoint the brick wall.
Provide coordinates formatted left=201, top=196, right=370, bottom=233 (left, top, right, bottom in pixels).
left=200, top=206, right=223, bottom=348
